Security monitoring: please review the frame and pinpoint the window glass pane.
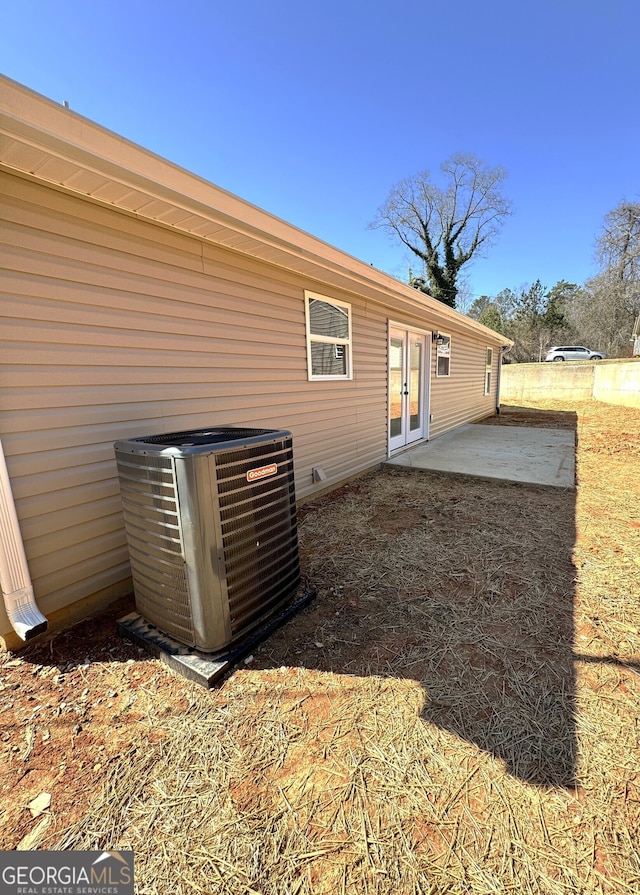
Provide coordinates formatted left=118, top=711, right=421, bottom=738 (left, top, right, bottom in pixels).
left=311, top=342, right=347, bottom=376
left=436, top=335, right=450, bottom=376
left=308, top=299, right=350, bottom=339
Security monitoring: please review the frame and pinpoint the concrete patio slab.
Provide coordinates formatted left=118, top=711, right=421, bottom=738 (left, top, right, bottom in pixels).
left=385, top=424, right=575, bottom=488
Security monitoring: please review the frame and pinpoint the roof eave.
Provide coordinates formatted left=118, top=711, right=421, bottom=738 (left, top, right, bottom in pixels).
left=0, top=75, right=513, bottom=347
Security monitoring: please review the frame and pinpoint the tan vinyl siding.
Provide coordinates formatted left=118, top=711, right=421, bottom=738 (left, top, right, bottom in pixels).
left=0, top=172, right=389, bottom=633
left=429, top=332, right=498, bottom=439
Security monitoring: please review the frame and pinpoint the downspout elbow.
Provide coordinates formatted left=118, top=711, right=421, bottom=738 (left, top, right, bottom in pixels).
left=3, top=585, right=48, bottom=641
left=0, top=439, right=48, bottom=642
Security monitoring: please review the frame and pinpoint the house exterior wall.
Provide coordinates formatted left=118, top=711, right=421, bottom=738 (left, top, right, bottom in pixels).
left=429, top=334, right=498, bottom=437
left=2, top=171, right=390, bottom=640
left=0, top=164, right=506, bottom=645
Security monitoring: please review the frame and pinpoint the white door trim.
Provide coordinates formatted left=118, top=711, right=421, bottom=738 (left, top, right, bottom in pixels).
left=388, top=323, right=431, bottom=454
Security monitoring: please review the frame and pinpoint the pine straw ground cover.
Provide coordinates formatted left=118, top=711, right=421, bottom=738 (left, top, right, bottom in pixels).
left=1, top=399, right=639, bottom=893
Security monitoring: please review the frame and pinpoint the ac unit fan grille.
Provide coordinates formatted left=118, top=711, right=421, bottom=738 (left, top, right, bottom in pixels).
left=215, top=439, right=300, bottom=636
left=115, top=453, right=195, bottom=644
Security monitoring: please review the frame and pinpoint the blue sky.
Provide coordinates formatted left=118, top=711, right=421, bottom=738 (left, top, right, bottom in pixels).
left=2, top=0, right=639, bottom=307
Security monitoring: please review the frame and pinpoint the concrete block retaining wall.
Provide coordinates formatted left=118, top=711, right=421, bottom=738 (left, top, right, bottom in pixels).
left=500, top=361, right=640, bottom=409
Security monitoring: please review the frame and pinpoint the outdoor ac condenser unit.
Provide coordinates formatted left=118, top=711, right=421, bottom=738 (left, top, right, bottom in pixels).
left=114, top=427, right=300, bottom=653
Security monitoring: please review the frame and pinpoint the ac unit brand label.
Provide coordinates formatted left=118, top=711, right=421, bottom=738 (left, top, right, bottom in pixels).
left=247, top=462, right=278, bottom=483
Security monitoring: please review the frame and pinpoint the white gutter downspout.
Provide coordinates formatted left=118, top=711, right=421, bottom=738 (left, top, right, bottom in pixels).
left=0, top=438, right=48, bottom=641
left=496, top=345, right=512, bottom=415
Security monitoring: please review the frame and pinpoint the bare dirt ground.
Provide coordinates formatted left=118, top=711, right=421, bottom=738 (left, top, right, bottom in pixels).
left=1, top=399, right=639, bottom=894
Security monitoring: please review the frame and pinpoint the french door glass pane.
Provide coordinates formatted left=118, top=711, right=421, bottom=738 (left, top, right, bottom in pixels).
left=390, top=336, right=403, bottom=438
left=409, top=339, right=422, bottom=431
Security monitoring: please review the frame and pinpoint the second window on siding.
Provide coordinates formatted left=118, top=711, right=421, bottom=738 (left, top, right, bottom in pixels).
left=436, top=334, right=451, bottom=377
left=485, top=347, right=493, bottom=394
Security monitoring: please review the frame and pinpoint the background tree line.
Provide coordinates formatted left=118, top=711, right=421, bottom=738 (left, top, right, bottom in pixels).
left=372, top=154, right=639, bottom=360
left=467, top=202, right=640, bottom=362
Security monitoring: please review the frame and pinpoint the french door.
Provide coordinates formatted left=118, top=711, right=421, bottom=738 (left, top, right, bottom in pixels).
left=389, top=327, right=429, bottom=452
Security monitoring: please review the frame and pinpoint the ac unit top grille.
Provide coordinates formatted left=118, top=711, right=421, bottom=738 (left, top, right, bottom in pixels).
left=116, top=427, right=291, bottom=456
left=141, top=427, right=269, bottom=445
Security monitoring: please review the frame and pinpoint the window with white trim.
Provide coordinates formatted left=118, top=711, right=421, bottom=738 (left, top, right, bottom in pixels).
left=305, top=291, right=352, bottom=380
left=485, top=347, right=493, bottom=395
left=435, top=333, right=451, bottom=377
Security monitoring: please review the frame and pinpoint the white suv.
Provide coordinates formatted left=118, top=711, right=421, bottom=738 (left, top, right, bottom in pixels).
left=544, top=346, right=607, bottom=362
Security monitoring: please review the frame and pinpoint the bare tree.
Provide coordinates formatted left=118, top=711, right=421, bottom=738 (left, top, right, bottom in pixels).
left=595, top=201, right=640, bottom=284
left=575, top=200, right=640, bottom=356
left=567, top=272, right=639, bottom=358
left=370, top=154, right=512, bottom=309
